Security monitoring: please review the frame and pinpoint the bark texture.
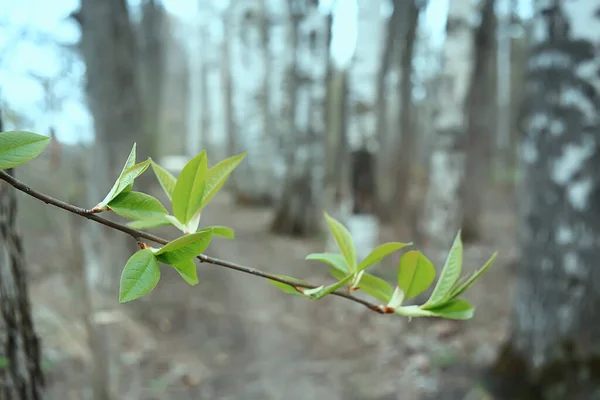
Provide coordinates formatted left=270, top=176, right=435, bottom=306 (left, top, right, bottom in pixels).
left=489, top=1, right=600, bottom=398
left=422, top=0, right=478, bottom=266
left=0, top=114, right=44, bottom=400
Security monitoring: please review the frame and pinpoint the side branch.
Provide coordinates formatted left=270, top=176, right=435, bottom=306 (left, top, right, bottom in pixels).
left=0, top=170, right=383, bottom=313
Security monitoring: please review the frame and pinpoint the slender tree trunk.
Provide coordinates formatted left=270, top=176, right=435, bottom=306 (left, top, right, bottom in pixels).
left=461, top=0, right=497, bottom=242
left=391, top=0, right=421, bottom=220
left=374, top=0, right=403, bottom=220
left=421, top=0, right=478, bottom=266
left=76, top=1, right=143, bottom=397
left=271, top=0, right=329, bottom=237
left=0, top=111, right=44, bottom=400
left=138, top=0, right=165, bottom=163
left=488, top=2, right=600, bottom=398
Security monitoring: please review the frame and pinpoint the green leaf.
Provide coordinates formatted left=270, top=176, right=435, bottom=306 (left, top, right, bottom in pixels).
left=424, top=298, right=475, bottom=320
left=304, top=274, right=353, bottom=300
left=200, top=152, right=246, bottom=209
left=355, top=273, right=395, bottom=303
left=154, top=229, right=213, bottom=265
left=151, top=160, right=177, bottom=200
left=323, top=212, right=357, bottom=272
left=306, top=252, right=349, bottom=273
left=268, top=275, right=310, bottom=296
left=127, top=215, right=173, bottom=230
left=108, top=191, right=168, bottom=220
left=448, top=252, right=498, bottom=300
left=171, top=259, right=199, bottom=286
left=203, top=225, right=235, bottom=239
left=0, top=130, right=50, bottom=170
left=387, top=287, right=405, bottom=309
left=394, top=305, right=438, bottom=318
left=172, top=151, right=208, bottom=225
left=329, top=268, right=393, bottom=303
left=119, top=249, right=161, bottom=303
left=423, top=231, right=464, bottom=309
left=95, top=153, right=151, bottom=210
left=397, top=250, right=436, bottom=299
left=357, top=241, right=412, bottom=272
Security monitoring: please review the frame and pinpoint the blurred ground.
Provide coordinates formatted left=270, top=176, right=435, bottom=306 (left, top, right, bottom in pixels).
left=15, top=158, right=517, bottom=400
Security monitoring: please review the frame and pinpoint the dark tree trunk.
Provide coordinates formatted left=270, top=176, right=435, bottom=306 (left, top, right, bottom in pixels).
left=0, top=112, right=45, bottom=400
left=391, top=0, right=421, bottom=220
left=487, top=2, right=600, bottom=398
left=461, top=0, right=497, bottom=242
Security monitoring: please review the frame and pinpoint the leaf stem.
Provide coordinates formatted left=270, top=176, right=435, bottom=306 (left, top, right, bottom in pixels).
left=0, top=170, right=383, bottom=313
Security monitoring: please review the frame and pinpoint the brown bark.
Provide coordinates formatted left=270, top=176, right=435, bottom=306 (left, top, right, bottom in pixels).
left=0, top=111, right=45, bottom=400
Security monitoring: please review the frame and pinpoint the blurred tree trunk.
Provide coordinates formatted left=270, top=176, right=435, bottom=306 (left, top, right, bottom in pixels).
left=76, top=0, right=142, bottom=398
left=421, top=0, right=478, bottom=266
left=460, top=0, right=497, bottom=242
left=391, top=0, right=421, bottom=220
left=138, top=0, right=165, bottom=163
left=374, top=0, right=402, bottom=220
left=222, top=6, right=237, bottom=161
left=0, top=112, right=44, bottom=400
left=231, top=1, right=280, bottom=206
left=271, top=0, right=329, bottom=236
left=488, top=3, right=600, bottom=398
left=323, top=9, right=352, bottom=247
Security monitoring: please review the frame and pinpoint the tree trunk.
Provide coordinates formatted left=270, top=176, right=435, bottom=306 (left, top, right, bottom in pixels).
left=138, top=0, right=165, bottom=163
left=488, top=2, right=600, bottom=398
left=460, top=0, right=497, bottom=242
left=391, top=0, right=421, bottom=220
left=374, top=0, right=403, bottom=220
left=0, top=112, right=44, bottom=400
left=76, top=1, right=143, bottom=397
left=271, top=0, right=328, bottom=237
left=421, top=0, right=478, bottom=266
left=231, top=1, right=280, bottom=206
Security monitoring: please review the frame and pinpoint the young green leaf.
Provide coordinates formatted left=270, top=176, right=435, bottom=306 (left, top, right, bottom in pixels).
left=200, top=152, right=246, bottom=209
left=423, top=231, right=464, bottom=309
left=171, top=259, right=199, bottom=286
left=172, top=151, right=208, bottom=224
left=95, top=157, right=151, bottom=210
left=151, top=160, right=177, bottom=200
left=304, top=274, right=353, bottom=300
left=305, top=252, right=350, bottom=273
left=268, top=275, right=311, bottom=296
left=448, top=252, right=498, bottom=300
left=323, top=212, right=356, bottom=272
left=0, top=130, right=51, bottom=170
left=394, top=305, right=438, bottom=318
left=154, top=229, right=213, bottom=265
left=423, top=298, right=475, bottom=320
left=119, top=249, right=161, bottom=303
left=203, top=226, right=235, bottom=239
left=357, top=241, right=412, bottom=272
left=387, top=287, right=405, bottom=309
left=108, top=191, right=168, bottom=220
left=329, top=268, right=393, bottom=303
left=127, top=215, right=173, bottom=230
left=397, top=250, right=436, bottom=299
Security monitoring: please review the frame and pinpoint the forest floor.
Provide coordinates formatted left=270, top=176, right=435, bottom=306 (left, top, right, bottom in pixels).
left=15, top=161, right=518, bottom=400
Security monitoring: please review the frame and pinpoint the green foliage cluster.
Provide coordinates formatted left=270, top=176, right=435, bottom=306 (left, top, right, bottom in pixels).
left=0, top=130, right=498, bottom=320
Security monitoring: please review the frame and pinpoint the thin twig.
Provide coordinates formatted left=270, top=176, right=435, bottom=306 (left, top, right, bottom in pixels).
left=0, top=170, right=385, bottom=313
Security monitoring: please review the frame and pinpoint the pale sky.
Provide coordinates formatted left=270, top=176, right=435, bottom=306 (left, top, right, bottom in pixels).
left=0, top=0, right=528, bottom=144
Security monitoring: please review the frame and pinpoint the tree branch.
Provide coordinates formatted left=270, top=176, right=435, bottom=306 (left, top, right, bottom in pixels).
left=0, top=170, right=385, bottom=313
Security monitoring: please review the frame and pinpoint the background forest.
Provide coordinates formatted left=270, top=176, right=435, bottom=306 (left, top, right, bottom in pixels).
left=1, top=0, right=598, bottom=399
